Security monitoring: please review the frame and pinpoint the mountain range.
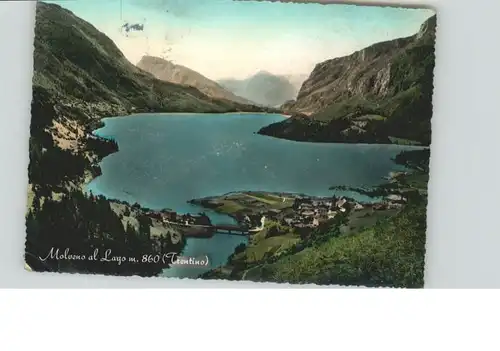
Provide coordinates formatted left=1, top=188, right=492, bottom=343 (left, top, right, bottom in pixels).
left=27, top=1, right=433, bottom=280
left=31, top=0, right=435, bottom=150
left=258, top=15, right=437, bottom=146
left=32, top=2, right=264, bottom=119
left=218, top=71, right=306, bottom=107
left=283, top=73, right=309, bottom=93
left=136, top=56, right=254, bottom=105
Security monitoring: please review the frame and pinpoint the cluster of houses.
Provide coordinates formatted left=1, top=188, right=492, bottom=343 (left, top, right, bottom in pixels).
left=154, top=210, right=211, bottom=226
left=275, top=197, right=363, bottom=229
left=372, top=194, right=407, bottom=210
left=272, top=194, right=407, bottom=230
left=145, top=192, right=408, bottom=234
left=145, top=210, right=191, bottom=225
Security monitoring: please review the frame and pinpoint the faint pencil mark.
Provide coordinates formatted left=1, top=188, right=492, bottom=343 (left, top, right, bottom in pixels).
left=122, top=22, right=145, bottom=34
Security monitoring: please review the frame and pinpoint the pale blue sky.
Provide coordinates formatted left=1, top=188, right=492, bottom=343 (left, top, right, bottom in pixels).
left=45, top=0, right=434, bottom=80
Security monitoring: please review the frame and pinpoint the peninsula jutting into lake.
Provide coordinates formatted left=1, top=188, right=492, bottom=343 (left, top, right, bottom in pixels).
left=25, top=1, right=435, bottom=287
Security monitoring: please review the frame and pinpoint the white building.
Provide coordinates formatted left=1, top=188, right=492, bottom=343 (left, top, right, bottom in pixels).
left=335, top=198, right=347, bottom=208
left=327, top=210, right=337, bottom=219
left=354, top=203, right=364, bottom=210
left=386, top=194, right=405, bottom=202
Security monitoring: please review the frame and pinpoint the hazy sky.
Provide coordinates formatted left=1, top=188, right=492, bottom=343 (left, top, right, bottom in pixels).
left=45, top=0, right=434, bottom=80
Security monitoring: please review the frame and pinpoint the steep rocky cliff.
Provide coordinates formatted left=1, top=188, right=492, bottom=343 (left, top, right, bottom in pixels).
left=136, top=56, right=254, bottom=105
left=259, top=15, right=437, bottom=145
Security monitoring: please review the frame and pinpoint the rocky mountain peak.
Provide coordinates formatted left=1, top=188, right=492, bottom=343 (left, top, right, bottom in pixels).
left=417, top=14, right=437, bottom=40
left=136, top=55, right=253, bottom=105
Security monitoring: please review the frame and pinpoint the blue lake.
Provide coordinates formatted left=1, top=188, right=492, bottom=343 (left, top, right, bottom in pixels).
left=87, top=113, right=419, bottom=278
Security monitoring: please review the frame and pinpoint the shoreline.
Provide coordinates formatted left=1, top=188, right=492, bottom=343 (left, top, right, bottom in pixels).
left=191, top=190, right=356, bottom=205
left=107, top=111, right=287, bottom=118
left=198, top=159, right=429, bottom=283
left=81, top=114, right=428, bottom=278
left=256, top=129, right=431, bottom=147
left=80, top=109, right=291, bottom=195
left=84, top=114, right=414, bottom=219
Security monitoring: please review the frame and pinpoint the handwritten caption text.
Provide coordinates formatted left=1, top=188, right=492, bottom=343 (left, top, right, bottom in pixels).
left=39, top=248, right=209, bottom=267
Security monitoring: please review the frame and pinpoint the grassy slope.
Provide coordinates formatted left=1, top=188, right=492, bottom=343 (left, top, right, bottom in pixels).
left=238, top=221, right=301, bottom=264
left=190, top=192, right=295, bottom=218
left=202, top=150, right=429, bottom=288
left=249, top=198, right=426, bottom=287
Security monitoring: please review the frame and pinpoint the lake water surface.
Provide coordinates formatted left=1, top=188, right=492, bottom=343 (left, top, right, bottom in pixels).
left=87, top=113, right=419, bottom=278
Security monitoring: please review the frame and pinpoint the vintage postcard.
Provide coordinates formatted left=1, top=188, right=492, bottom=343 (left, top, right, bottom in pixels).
left=26, top=0, right=436, bottom=287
